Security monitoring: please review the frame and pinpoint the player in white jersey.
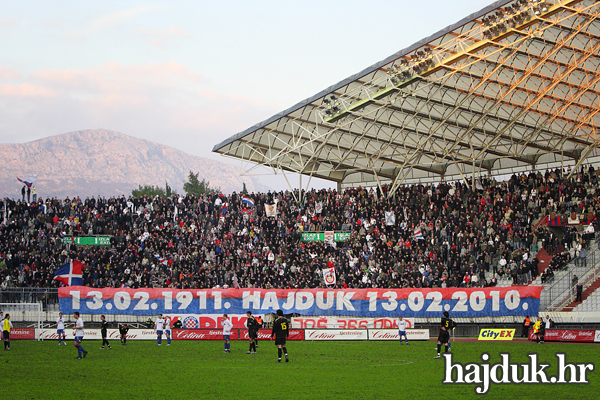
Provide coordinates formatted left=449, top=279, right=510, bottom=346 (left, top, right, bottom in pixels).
left=222, top=314, right=233, bottom=353
left=398, top=316, right=409, bottom=345
left=155, top=314, right=165, bottom=346
left=73, top=312, right=88, bottom=359
left=56, top=312, right=67, bottom=346
left=164, top=316, right=172, bottom=346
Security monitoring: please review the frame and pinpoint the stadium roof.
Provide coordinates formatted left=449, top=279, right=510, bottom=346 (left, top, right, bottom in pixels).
left=213, top=0, right=600, bottom=194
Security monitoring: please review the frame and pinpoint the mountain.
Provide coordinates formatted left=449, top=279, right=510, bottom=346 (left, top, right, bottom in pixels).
left=0, top=129, right=265, bottom=199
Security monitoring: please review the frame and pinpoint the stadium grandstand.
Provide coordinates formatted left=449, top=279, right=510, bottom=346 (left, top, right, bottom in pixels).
left=2, top=0, right=600, bottom=331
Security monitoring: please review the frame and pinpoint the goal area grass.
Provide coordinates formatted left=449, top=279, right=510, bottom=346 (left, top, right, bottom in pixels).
left=3, top=339, right=598, bottom=399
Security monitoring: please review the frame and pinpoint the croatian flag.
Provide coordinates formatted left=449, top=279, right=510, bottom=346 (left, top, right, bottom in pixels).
left=242, top=196, right=255, bottom=208
left=414, top=227, right=424, bottom=240
left=155, top=254, right=168, bottom=266
left=17, top=174, right=36, bottom=188
left=53, top=261, right=84, bottom=286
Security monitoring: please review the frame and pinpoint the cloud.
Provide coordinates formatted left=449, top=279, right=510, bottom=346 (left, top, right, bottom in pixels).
left=63, top=33, right=86, bottom=42
left=32, top=61, right=203, bottom=90
left=43, top=20, right=62, bottom=27
left=0, top=62, right=277, bottom=161
left=0, top=83, right=54, bottom=97
left=88, top=5, right=158, bottom=32
left=0, top=18, right=16, bottom=28
left=139, top=27, right=189, bottom=37
left=0, top=66, right=22, bottom=81
left=139, top=27, right=190, bottom=47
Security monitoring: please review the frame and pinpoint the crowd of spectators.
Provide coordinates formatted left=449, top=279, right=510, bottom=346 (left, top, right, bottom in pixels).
left=0, top=165, right=599, bottom=292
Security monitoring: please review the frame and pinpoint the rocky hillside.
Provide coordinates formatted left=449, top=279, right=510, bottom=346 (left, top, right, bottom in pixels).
left=0, top=129, right=263, bottom=198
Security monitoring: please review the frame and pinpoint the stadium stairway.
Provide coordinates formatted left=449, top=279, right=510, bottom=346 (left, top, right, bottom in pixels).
left=541, top=241, right=600, bottom=311
left=535, top=248, right=552, bottom=275
left=563, top=276, right=600, bottom=311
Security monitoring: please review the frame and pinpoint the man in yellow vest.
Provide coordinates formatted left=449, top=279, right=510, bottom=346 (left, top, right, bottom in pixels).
left=532, top=317, right=542, bottom=343
left=3, top=313, right=12, bottom=351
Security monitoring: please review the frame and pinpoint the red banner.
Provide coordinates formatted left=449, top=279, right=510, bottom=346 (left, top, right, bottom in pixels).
left=528, top=329, right=596, bottom=342
left=239, top=329, right=304, bottom=341
left=292, top=317, right=414, bottom=329
left=173, top=329, right=304, bottom=341
left=173, top=329, right=239, bottom=341
left=9, top=328, right=35, bottom=340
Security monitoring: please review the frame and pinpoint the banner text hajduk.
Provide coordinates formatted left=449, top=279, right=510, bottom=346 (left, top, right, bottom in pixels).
left=59, top=287, right=541, bottom=317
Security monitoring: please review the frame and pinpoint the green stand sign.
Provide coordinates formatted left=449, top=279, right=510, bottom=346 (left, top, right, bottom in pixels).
left=300, top=231, right=351, bottom=242
left=62, top=236, right=111, bottom=246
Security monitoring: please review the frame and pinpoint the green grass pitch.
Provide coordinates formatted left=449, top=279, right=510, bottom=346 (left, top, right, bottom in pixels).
left=3, top=339, right=599, bottom=399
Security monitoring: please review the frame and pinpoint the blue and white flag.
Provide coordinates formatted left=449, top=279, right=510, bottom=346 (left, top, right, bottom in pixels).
left=384, top=211, right=395, bottom=226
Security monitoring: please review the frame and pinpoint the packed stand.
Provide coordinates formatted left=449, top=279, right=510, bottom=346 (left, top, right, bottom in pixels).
left=0, top=165, right=599, bottom=291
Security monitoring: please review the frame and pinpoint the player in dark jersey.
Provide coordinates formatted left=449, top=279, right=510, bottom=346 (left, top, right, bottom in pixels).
left=100, top=315, right=111, bottom=350
left=271, top=309, right=289, bottom=363
left=434, top=311, right=456, bottom=359
left=246, top=311, right=261, bottom=354
left=119, top=323, right=129, bottom=345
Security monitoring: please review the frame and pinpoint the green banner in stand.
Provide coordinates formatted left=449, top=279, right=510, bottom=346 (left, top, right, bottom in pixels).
left=62, top=236, right=111, bottom=246
left=300, top=232, right=351, bottom=242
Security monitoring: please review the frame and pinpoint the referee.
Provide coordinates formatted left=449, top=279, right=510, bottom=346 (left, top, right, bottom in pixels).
left=3, top=313, right=12, bottom=351
left=100, top=315, right=111, bottom=349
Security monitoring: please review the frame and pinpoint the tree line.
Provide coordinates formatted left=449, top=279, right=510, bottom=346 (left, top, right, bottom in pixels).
left=131, top=171, right=247, bottom=198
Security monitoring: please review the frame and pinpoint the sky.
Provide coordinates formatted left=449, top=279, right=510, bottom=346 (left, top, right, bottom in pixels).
left=0, top=0, right=494, bottom=191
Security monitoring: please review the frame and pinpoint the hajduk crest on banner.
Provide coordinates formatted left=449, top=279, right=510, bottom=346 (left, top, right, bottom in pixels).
left=315, top=202, right=323, bottom=214
left=323, top=267, right=336, bottom=285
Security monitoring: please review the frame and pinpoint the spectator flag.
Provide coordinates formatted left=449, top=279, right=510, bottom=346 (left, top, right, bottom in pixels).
left=221, top=203, right=228, bottom=216
left=265, top=203, right=277, bottom=217
left=53, top=260, right=84, bottom=286
left=322, top=267, right=336, bottom=286
left=241, top=196, right=254, bottom=216
left=17, top=174, right=36, bottom=188
left=315, top=202, right=323, bottom=214
left=384, top=211, right=395, bottom=226
left=414, top=227, right=424, bottom=240
left=241, top=196, right=255, bottom=208
left=155, top=254, right=168, bottom=266
left=241, top=208, right=253, bottom=215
